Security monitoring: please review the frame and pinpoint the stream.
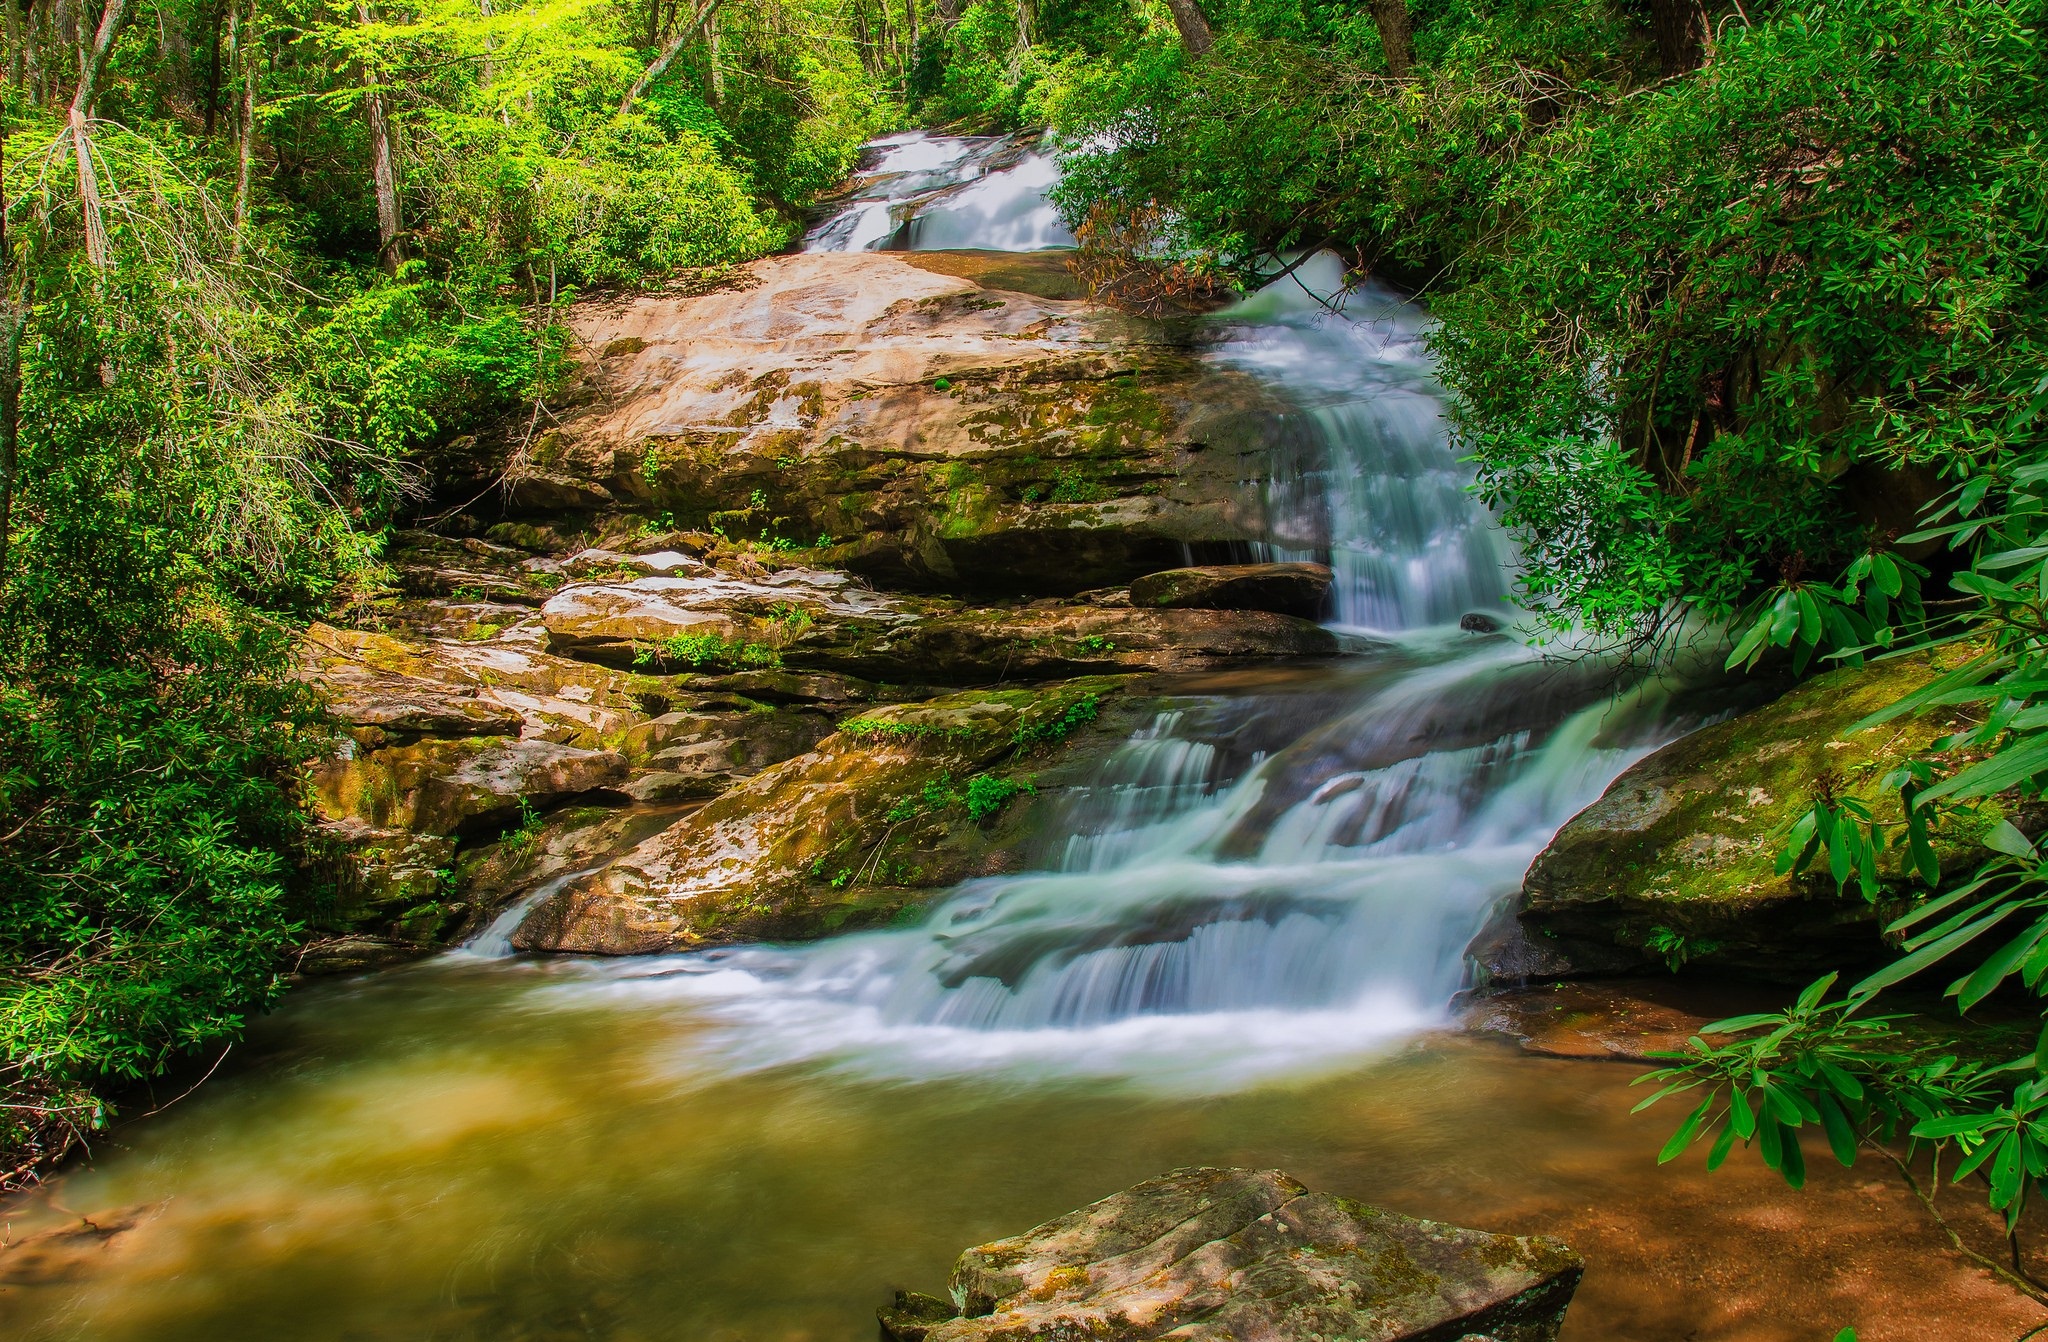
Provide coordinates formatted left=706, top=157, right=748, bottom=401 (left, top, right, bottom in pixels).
left=0, top=134, right=2023, bottom=1342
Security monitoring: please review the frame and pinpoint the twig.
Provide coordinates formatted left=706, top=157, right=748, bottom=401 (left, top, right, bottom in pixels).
left=1866, top=1139, right=2048, bottom=1306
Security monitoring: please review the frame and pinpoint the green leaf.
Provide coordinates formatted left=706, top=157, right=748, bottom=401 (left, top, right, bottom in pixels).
left=1956, top=917, right=2048, bottom=1010
left=1705, top=1121, right=1739, bottom=1172
left=1920, top=737, right=2048, bottom=804
left=1851, top=907, right=2020, bottom=998
left=1658, top=1098, right=1712, bottom=1164
left=1985, top=819, right=2039, bottom=859
left=1817, top=1091, right=1858, bottom=1167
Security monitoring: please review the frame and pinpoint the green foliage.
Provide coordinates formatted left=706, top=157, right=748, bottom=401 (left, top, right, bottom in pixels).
left=1053, top=0, right=2048, bottom=638
left=839, top=716, right=975, bottom=743
left=631, top=631, right=780, bottom=670
left=1013, top=692, right=1101, bottom=750
left=882, top=770, right=1034, bottom=824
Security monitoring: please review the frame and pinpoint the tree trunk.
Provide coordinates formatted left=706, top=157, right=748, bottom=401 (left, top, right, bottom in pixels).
left=706, top=9, right=722, bottom=107
left=901, top=0, right=915, bottom=86
left=1160, top=0, right=1211, bottom=56
left=354, top=3, right=402, bottom=275
left=228, top=0, right=258, bottom=258
left=68, top=0, right=129, bottom=271
left=201, top=0, right=224, bottom=133
left=616, top=0, right=727, bottom=115
left=1650, top=0, right=1702, bottom=76
left=1367, top=0, right=1412, bottom=77
left=4, top=0, right=25, bottom=89
left=0, top=177, right=21, bottom=585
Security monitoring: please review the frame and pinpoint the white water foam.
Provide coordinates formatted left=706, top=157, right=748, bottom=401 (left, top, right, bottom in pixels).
left=804, top=131, right=1075, bottom=253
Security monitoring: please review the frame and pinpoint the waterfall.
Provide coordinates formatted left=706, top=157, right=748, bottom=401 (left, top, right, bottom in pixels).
left=803, top=131, right=1075, bottom=253
left=1213, top=252, right=1515, bottom=632
left=537, top=137, right=1664, bottom=1090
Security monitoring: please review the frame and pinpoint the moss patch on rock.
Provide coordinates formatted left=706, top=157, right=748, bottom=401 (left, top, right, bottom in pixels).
left=1518, top=646, right=1993, bottom=980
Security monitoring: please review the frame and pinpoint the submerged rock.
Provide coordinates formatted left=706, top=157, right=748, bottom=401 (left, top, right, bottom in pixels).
left=880, top=1167, right=1581, bottom=1342
left=1129, top=561, right=1331, bottom=619
left=1517, top=647, right=1989, bottom=979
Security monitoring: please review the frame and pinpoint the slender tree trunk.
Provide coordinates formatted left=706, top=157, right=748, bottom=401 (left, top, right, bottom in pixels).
left=68, top=0, right=129, bottom=271
left=0, top=160, right=20, bottom=586
left=1012, top=0, right=1030, bottom=51
left=1160, top=0, right=1211, bottom=56
left=1650, top=0, right=1703, bottom=76
left=705, top=8, right=721, bottom=107
left=355, top=3, right=401, bottom=275
left=201, top=0, right=224, bottom=133
left=1367, top=0, right=1412, bottom=77
left=4, top=0, right=25, bottom=88
left=616, top=0, right=726, bottom=115
left=901, top=0, right=915, bottom=87
left=228, top=0, right=258, bottom=258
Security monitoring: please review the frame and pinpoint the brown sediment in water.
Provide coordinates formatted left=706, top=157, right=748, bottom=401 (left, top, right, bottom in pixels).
left=0, top=971, right=2036, bottom=1342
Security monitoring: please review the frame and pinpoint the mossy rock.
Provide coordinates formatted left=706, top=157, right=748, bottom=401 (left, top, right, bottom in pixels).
left=1518, top=646, right=1993, bottom=980
left=512, top=678, right=1143, bottom=954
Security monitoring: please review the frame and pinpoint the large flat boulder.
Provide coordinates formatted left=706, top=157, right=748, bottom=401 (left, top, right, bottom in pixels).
left=477, top=252, right=1303, bottom=594
left=880, top=1167, right=1581, bottom=1342
left=1130, top=562, right=1332, bottom=618
left=1516, top=646, right=1990, bottom=978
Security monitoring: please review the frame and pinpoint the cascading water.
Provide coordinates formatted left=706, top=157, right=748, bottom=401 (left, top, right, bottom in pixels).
left=803, top=131, right=1076, bottom=253
left=1219, top=251, right=1515, bottom=631
left=557, top=134, right=1674, bottom=1089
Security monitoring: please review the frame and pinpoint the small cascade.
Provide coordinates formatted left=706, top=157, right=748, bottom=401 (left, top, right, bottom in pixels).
left=804, top=131, right=1075, bottom=253
left=1214, top=253, right=1515, bottom=633
left=451, top=866, right=604, bottom=960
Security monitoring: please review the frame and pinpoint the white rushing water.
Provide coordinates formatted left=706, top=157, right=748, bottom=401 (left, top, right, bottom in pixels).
left=528, top=135, right=1667, bottom=1090
left=803, top=131, right=1076, bottom=253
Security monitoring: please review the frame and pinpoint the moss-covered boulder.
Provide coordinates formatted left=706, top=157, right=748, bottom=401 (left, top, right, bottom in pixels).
left=513, top=678, right=1143, bottom=953
left=880, top=1167, right=1581, bottom=1342
left=1517, top=648, right=1987, bottom=979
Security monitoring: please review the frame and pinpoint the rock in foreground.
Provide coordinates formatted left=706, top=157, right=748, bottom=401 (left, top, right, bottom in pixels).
left=881, top=1167, right=1581, bottom=1342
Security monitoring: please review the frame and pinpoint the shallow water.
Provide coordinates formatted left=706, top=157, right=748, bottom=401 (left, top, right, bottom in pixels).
left=0, top=965, right=2030, bottom=1341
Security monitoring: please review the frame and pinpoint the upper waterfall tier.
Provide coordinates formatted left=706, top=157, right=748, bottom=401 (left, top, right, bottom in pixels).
left=804, top=132, right=1076, bottom=253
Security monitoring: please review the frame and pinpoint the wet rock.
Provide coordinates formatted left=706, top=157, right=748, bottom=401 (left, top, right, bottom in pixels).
left=1129, top=562, right=1331, bottom=619
left=1520, top=647, right=1991, bottom=979
left=1460, top=611, right=1505, bottom=634
left=538, top=569, right=910, bottom=669
left=514, top=679, right=1137, bottom=954
left=452, top=801, right=695, bottom=937
left=318, top=669, right=524, bottom=744
left=560, top=547, right=708, bottom=579
left=485, top=252, right=1297, bottom=595
left=537, top=571, right=1337, bottom=681
left=312, top=735, right=628, bottom=836
left=880, top=1167, right=1581, bottom=1342
left=678, top=668, right=882, bottom=706
left=293, top=935, right=435, bottom=975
